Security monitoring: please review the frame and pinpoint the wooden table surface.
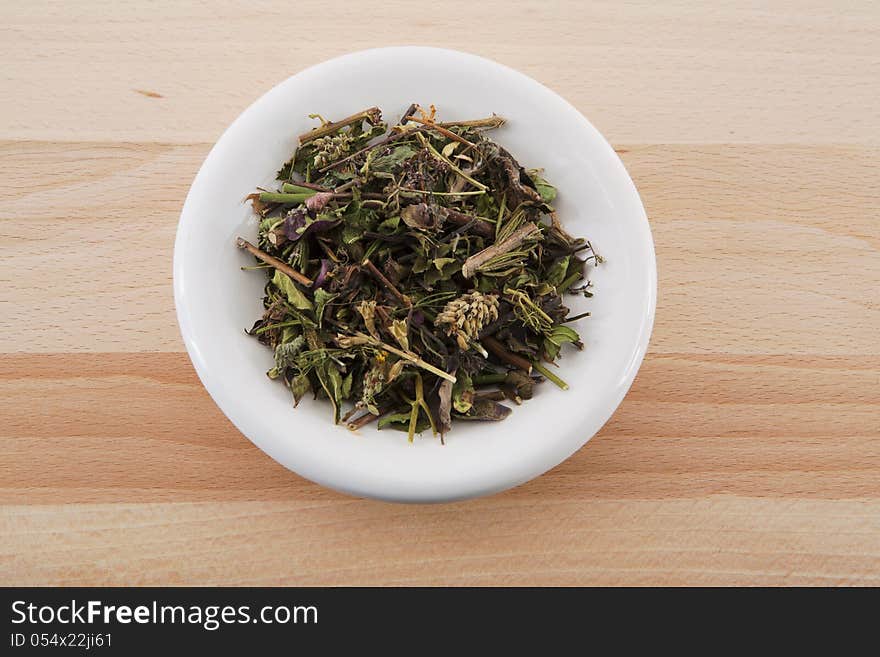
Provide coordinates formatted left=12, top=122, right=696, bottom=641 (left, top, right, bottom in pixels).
left=2, top=1, right=878, bottom=586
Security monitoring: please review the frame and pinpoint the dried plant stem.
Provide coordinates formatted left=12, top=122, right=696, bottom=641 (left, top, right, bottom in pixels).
left=361, top=258, right=411, bottom=307
left=316, top=237, right=342, bottom=263
left=333, top=180, right=357, bottom=193
left=341, top=406, right=361, bottom=424
left=558, top=271, right=584, bottom=293
left=298, top=107, right=382, bottom=144
left=416, top=133, right=488, bottom=191
left=258, top=192, right=314, bottom=204
left=532, top=360, right=569, bottom=390
left=282, top=181, right=331, bottom=192
left=347, top=407, right=390, bottom=431
left=350, top=332, right=456, bottom=382
left=461, top=222, right=541, bottom=278
left=401, top=115, right=477, bottom=149
left=563, top=311, right=591, bottom=323
left=400, top=103, right=418, bottom=123
left=266, top=188, right=371, bottom=204
left=444, top=209, right=495, bottom=238
left=482, top=336, right=532, bottom=374
left=437, top=116, right=506, bottom=129
left=236, top=237, right=313, bottom=286
left=399, top=188, right=485, bottom=197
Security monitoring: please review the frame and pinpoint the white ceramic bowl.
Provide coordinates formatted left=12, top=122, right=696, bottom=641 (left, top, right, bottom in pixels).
left=174, top=47, right=656, bottom=503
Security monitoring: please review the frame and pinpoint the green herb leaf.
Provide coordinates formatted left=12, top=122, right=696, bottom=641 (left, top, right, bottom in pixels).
left=543, top=324, right=581, bottom=360
left=272, top=270, right=313, bottom=311
left=546, top=256, right=570, bottom=288
left=526, top=169, right=557, bottom=204
left=371, top=145, right=418, bottom=173
left=290, top=373, right=311, bottom=407
left=378, top=411, right=415, bottom=429
left=315, top=361, right=344, bottom=424
left=313, top=288, right=338, bottom=328
left=376, top=215, right=401, bottom=232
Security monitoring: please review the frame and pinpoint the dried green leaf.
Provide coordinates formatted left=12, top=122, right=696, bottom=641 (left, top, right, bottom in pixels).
left=452, top=372, right=474, bottom=413
left=290, top=373, right=311, bottom=407
left=341, top=372, right=354, bottom=400
left=314, top=288, right=338, bottom=328
left=528, top=170, right=557, bottom=204
left=546, top=256, right=570, bottom=288
left=433, top=257, right=456, bottom=271
left=543, top=324, right=581, bottom=360
left=455, top=398, right=512, bottom=421
left=376, top=214, right=401, bottom=232
left=272, top=270, right=313, bottom=311
left=401, top=203, right=441, bottom=231
left=315, top=361, right=344, bottom=424
left=505, top=370, right=535, bottom=400
left=378, top=411, right=415, bottom=429
left=371, top=145, right=418, bottom=173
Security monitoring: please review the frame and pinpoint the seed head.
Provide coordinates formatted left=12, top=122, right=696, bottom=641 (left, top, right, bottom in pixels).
left=312, top=133, right=355, bottom=169
left=436, top=292, right=499, bottom=341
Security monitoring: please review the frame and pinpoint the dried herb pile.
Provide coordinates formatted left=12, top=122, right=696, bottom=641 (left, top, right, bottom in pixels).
left=237, top=105, right=601, bottom=441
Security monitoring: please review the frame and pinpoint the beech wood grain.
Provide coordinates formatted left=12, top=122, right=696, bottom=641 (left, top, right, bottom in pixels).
left=1, top=1, right=878, bottom=586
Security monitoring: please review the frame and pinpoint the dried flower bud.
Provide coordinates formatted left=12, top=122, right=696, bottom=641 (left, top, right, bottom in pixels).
left=306, top=192, right=335, bottom=212
left=356, top=300, right=379, bottom=338
left=312, top=132, right=355, bottom=169
left=436, top=292, right=500, bottom=340
left=387, top=359, right=406, bottom=383
left=390, top=319, right=409, bottom=352
left=335, top=333, right=370, bottom=349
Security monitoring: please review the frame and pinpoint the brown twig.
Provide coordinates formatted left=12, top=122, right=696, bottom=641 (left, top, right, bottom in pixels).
left=400, top=103, right=418, bottom=123
left=347, top=407, right=391, bottom=431
left=401, top=115, right=476, bottom=149
left=236, top=237, right=313, bottom=287
left=362, top=258, right=411, bottom=307
left=443, top=209, right=494, bottom=238
left=341, top=406, right=361, bottom=424
left=482, top=336, right=532, bottom=374
left=437, top=116, right=506, bottom=129
left=298, top=107, right=382, bottom=144
left=461, top=222, right=542, bottom=278
left=374, top=304, right=393, bottom=328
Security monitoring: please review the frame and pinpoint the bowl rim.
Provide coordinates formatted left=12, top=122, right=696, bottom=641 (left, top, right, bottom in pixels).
left=173, top=46, right=657, bottom=502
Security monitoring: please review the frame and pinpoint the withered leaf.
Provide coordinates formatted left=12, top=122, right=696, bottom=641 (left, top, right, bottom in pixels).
left=272, top=270, right=313, bottom=311
left=455, top=399, right=512, bottom=421
left=401, top=203, right=441, bottom=231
